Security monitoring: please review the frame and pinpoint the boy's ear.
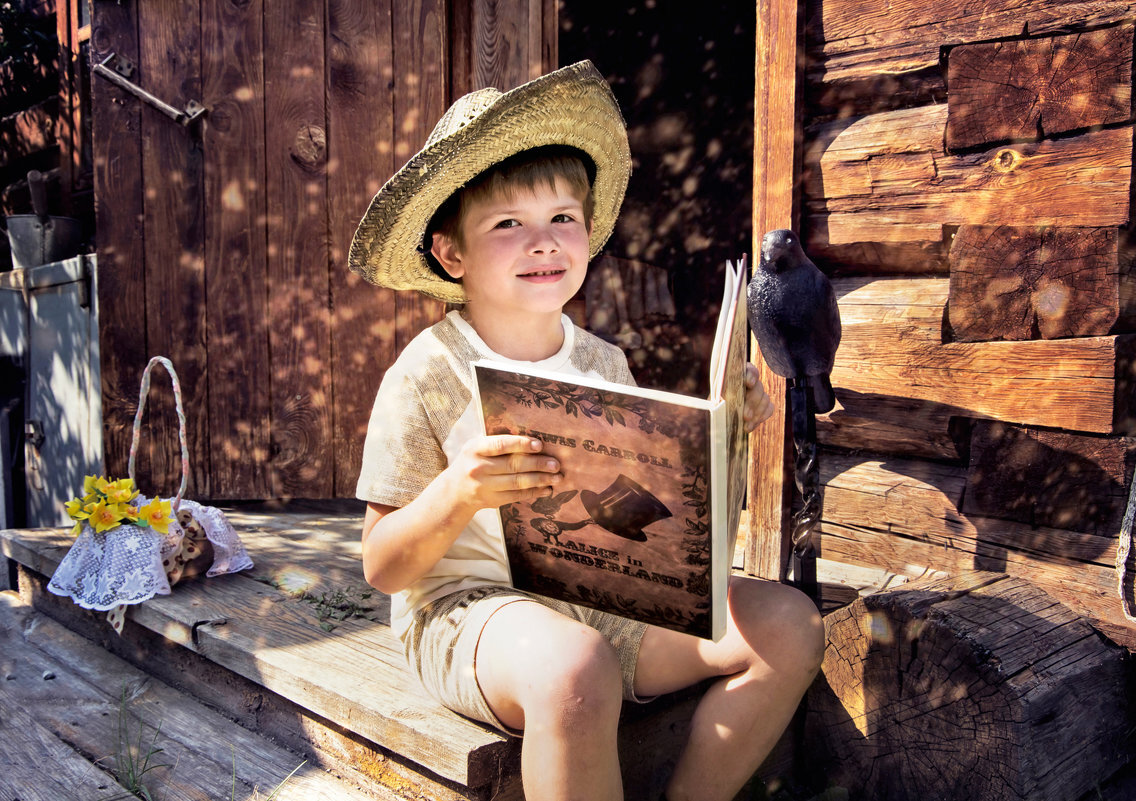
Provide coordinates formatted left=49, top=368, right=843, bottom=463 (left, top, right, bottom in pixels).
left=430, top=232, right=465, bottom=280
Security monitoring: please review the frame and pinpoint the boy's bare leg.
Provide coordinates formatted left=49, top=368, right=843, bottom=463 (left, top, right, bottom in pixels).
left=476, top=600, right=625, bottom=801
left=634, top=577, right=825, bottom=801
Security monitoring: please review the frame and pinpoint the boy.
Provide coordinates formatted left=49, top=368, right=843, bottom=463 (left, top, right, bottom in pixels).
left=349, top=61, right=824, bottom=801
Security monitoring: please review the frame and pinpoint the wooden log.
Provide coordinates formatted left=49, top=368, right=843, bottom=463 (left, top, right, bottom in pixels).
left=817, top=390, right=968, bottom=461
left=804, top=65, right=946, bottom=123
left=948, top=225, right=1136, bottom=341
left=811, top=453, right=1135, bottom=648
left=805, top=0, right=1136, bottom=84
left=964, top=421, right=1136, bottom=536
left=806, top=572, right=1130, bottom=801
left=946, top=25, right=1134, bottom=152
left=806, top=236, right=949, bottom=276
left=804, top=105, right=1132, bottom=248
left=833, top=276, right=1136, bottom=434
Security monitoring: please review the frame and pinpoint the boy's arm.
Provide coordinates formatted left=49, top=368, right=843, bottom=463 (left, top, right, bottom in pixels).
left=361, top=434, right=562, bottom=593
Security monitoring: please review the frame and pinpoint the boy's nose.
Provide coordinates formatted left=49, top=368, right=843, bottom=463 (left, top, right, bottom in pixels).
left=527, top=226, right=560, bottom=253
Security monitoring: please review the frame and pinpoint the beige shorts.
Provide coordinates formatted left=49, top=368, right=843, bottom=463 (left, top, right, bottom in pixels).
left=403, top=585, right=651, bottom=735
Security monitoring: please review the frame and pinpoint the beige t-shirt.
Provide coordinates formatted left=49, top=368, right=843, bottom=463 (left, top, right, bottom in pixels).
left=356, top=311, right=635, bottom=638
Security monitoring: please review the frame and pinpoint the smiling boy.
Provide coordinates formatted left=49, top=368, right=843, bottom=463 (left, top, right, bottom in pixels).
left=348, top=61, right=824, bottom=801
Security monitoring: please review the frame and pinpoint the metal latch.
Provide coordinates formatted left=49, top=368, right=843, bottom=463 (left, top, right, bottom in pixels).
left=93, top=53, right=206, bottom=126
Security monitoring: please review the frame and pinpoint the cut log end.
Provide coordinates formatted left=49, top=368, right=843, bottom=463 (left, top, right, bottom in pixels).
left=807, top=572, right=1130, bottom=801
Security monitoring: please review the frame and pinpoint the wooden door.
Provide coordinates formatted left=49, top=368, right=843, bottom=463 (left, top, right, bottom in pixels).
left=91, top=0, right=554, bottom=500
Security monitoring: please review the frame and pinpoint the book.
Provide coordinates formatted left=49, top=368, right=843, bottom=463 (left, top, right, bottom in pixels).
left=473, top=258, right=749, bottom=640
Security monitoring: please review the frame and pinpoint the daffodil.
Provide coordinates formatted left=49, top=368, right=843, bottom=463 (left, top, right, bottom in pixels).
left=88, top=500, right=122, bottom=533
left=137, top=498, right=172, bottom=534
left=105, top=478, right=138, bottom=505
left=64, top=498, right=89, bottom=521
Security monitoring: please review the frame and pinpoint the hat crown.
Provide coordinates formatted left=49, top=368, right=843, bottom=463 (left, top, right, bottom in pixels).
left=425, top=87, right=504, bottom=148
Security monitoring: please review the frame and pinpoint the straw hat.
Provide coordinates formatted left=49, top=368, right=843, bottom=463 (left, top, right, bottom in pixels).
left=348, top=60, right=631, bottom=304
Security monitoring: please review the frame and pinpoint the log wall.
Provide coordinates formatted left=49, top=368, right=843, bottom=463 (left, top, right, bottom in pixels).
left=799, top=0, right=1136, bottom=649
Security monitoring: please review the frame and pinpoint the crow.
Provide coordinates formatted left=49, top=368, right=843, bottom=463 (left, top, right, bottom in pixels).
left=746, top=229, right=841, bottom=413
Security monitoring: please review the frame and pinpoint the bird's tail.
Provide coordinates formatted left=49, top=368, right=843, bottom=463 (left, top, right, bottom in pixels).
left=811, top=374, right=835, bottom=414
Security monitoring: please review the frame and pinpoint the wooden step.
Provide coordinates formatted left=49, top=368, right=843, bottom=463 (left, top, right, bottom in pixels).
left=0, top=589, right=387, bottom=800
left=0, top=507, right=520, bottom=798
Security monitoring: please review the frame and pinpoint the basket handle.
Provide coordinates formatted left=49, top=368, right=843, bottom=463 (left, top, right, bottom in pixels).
left=127, top=356, right=189, bottom=511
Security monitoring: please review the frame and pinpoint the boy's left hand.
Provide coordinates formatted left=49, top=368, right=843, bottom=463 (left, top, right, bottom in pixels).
left=743, top=363, right=773, bottom=432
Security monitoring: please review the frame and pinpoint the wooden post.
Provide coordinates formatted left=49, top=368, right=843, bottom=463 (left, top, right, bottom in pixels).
left=747, top=0, right=800, bottom=580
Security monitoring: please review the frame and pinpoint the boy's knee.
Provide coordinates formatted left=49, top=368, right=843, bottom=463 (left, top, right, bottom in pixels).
left=731, top=579, right=826, bottom=675
left=534, top=626, right=622, bottom=725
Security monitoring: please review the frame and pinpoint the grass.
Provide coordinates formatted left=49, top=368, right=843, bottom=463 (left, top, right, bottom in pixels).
left=102, top=684, right=304, bottom=801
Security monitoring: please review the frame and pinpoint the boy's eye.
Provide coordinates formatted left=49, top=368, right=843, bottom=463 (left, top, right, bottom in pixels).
left=494, top=219, right=520, bottom=229
left=552, top=213, right=576, bottom=223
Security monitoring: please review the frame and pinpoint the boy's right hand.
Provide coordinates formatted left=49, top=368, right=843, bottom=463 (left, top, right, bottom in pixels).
left=447, top=435, right=562, bottom=512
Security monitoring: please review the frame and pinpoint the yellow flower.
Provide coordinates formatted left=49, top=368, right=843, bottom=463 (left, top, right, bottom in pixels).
left=106, top=479, right=138, bottom=505
left=64, top=498, right=90, bottom=521
left=137, top=498, right=172, bottom=534
left=88, top=500, right=122, bottom=533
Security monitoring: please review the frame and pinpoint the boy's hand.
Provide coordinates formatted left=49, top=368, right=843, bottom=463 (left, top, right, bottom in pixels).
left=448, top=435, right=562, bottom=511
left=743, top=363, right=774, bottom=432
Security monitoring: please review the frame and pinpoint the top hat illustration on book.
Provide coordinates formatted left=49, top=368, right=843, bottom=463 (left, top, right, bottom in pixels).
left=580, top=474, right=673, bottom=542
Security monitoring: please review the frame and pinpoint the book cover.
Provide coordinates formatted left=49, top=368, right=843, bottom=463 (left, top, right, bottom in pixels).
left=474, top=259, right=748, bottom=640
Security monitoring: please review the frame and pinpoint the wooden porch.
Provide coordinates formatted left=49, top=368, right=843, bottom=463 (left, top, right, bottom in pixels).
left=1, top=504, right=795, bottom=801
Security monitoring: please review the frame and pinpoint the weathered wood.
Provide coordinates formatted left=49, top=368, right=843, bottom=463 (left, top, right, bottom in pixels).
left=747, top=0, right=801, bottom=580
left=946, top=25, right=1134, bottom=152
left=804, top=65, right=946, bottom=122
left=92, top=0, right=147, bottom=482
left=0, top=693, right=127, bottom=801
left=326, top=1, right=397, bottom=498
left=805, top=0, right=1136, bottom=84
left=807, top=236, right=949, bottom=276
left=0, top=524, right=514, bottom=790
left=804, top=105, right=1132, bottom=248
left=964, top=421, right=1136, bottom=535
left=453, top=0, right=553, bottom=93
left=137, top=0, right=209, bottom=496
left=833, top=276, right=1136, bottom=434
left=0, top=97, right=57, bottom=169
left=392, top=0, right=446, bottom=358
left=0, top=591, right=386, bottom=801
left=201, top=0, right=272, bottom=498
left=806, top=572, right=1130, bottom=801
left=810, top=453, right=1135, bottom=648
left=948, top=225, right=1136, bottom=341
left=817, top=391, right=967, bottom=461
left=263, top=0, right=334, bottom=498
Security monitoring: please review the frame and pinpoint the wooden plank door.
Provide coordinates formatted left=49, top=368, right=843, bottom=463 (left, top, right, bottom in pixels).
left=92, top=0, right=555, bottom=500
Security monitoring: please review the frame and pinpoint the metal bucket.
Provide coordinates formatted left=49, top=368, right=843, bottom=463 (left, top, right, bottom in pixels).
left=5, top=214, right=83, bottom=271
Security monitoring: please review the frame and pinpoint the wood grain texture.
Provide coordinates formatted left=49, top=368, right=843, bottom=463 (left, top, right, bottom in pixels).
left=805, top=105, right=1132, bottom=248
left=327, top=0, right=397, bottom=497
left=806, top=572, right=1130, bottom=801
left=202, top=0, right=271, bottom=497
left=946, top=24, right=1134, bottom=151
left=964, top=421, right=1136, bottom=535
left=137, top=0, right=209, bottom=497
left=91, top=0, right=146, bottom=481
left=833, top=276, right=1136, bottom=434
left=810, top=453, right=1135, bottom=648
left=805, top=0, right=1136, bottom=84
left=0, top=524, right=512, bottom=789
left=948, top=225, right=1136, bottom=341
left=263, top=0, right=334, bottom=497
left=747, top=0, right=800, bottom=580
left=0, top=592, right=381, bottom=801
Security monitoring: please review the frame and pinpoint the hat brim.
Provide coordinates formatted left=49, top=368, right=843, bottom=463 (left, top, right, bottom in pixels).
left=347, top=61, right=631, bottom=304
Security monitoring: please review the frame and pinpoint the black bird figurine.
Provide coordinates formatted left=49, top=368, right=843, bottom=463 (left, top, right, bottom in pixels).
left=746, top=229, right=841, bottom=414
left=747, top=229, right=842, bottom=593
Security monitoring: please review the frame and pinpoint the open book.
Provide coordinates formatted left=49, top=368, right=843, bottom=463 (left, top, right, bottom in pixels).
left=474, top=258, right=749, bottom=640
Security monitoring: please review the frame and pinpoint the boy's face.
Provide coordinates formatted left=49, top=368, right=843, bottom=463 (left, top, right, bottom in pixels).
left=431, top=178, right=591, bottom=320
